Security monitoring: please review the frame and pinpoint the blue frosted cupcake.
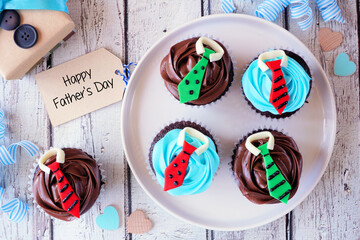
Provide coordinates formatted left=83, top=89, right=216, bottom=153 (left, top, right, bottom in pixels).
left=149, top=121, right=219, bottom=196
left=242, top=50, right=312, bottom=118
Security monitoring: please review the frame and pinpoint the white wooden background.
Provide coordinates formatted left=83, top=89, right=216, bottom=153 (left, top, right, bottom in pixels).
left=0, top=0, right=359, bottom=239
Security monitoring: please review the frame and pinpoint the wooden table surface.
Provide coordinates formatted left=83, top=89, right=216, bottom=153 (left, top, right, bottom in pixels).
left=0, top=1, right=359, bottom=239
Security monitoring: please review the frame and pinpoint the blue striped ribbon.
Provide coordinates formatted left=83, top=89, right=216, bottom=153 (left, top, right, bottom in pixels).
left=0, top=110, right=39, bottom=223
left=115, top=62, right=137, bottom=89
left=255, top=0, right=290, bottom=22
left=0, top=110, right=4, bottom=140
left=0, top=187, right=28, bottom=223
left=232, top=0, right=345, bottom=31
left=290, top=0, right=313, bottom=30
left=221, top=0, right=236, bottom=13
left=0, top=140, right=39, bottom=166
left=316, top=0, right=345, bottom=23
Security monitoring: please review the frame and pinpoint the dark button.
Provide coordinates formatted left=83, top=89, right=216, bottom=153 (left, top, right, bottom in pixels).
left=177, top=171, right=181, bottom=175
left=193, top=70, right=198, bottom=74
left=195, top=80, right=200, bottom=84
left=173, top=181, right=178, bottom=186
left=0, top=10, right=21, bottom=31
left=168, top=174, right=173, bottom=179
left=201, top=66, right=205, bottom=70
left=181, top=159, right=185, bottom=163
left=173, top=163, right=178, bottom=167
left=189, top=90, right=194, bottom=95
left=13, top=24, right=38, bottom=49
left=185, top=80, right=189, bottom=85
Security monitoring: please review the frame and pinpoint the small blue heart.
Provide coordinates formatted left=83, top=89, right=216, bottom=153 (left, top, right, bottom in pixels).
left=96, top=206, right=119, bottom=230
left=334, top=52, right=357, bottom=76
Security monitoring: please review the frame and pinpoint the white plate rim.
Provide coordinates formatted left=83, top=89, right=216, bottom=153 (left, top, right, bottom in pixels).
left=120, top=14, right=337, bottom=231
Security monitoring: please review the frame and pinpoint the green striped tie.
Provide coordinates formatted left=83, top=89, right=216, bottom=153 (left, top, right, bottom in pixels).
left=177, top=48, right=214, bottom=103
left=257, top=142, right=292, bottom=204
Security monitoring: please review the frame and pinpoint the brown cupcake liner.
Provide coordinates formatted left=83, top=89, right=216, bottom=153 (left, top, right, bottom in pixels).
left=240, top=48, right=314, bottom=120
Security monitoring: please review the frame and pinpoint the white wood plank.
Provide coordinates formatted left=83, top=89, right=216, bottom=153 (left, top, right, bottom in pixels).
left=0, top=61, right=52, bottom=240
left=50, top=0, right=127, bottom=239
left=126, top=1, right=207, bottom=239
left=287, top=1, right=360, bottom=239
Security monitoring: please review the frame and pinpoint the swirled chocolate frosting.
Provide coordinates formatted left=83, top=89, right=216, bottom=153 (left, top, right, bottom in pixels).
left=33, top=148, right=102, bottom=221
left=233, top=131, right=303, bottom=204
left=160, top=37, right=233, bottom=105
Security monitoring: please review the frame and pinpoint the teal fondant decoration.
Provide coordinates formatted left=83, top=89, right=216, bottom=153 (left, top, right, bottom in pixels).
left=258, top=142, right=292, bottom=204
left=178, top=48, right=214, bottom=103
left=96, top=206, right=120, bottom=230
left=334, top=52, right=356, bottom=76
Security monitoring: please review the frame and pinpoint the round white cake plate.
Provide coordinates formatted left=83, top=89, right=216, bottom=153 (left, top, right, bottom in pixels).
left=121, top=14, right=336, bottom=231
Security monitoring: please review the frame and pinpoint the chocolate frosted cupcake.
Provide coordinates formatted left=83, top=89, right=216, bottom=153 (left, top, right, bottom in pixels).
left=242, top=50, right=312, bottom=118
left=149, top=121, right=219, bottom=195
left=160, top=36, right=233, bottom=105
left=232, top=130, right=302, bottom=204
left=32, top=148, right=103, bottom=221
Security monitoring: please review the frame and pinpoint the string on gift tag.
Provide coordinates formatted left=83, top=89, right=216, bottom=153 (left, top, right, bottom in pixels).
left=115, top=62, right=137, bottom=89
left=221, top=0, right=236, bottom=13
left=0, top=110, right=39, bottom=223
left=316, top=0, right=345, bottom=23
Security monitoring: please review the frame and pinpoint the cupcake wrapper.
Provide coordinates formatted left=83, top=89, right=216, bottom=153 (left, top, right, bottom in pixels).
left=161, top=34, right=238, bottom=108
left=147, top=119, right=222, bottom=189
left=240, top=48, right=314, bottom=120
left=27, top=147, right=106, bottom=220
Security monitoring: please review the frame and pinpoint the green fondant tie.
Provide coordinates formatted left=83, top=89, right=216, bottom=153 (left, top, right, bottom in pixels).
left=178, top=48, right=215, bottom=103
left=257, top=143, right=292, bottom=204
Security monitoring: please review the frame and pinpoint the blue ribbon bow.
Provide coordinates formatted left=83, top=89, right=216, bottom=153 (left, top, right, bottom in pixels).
left=221, top=0, right=344, bottom=31
left=0, top=109, right=39, bottom=223
left=0, top=0, right=69, bottom=13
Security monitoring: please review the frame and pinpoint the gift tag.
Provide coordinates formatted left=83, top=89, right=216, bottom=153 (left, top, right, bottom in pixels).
left=35, top=48, right=125, bottom=126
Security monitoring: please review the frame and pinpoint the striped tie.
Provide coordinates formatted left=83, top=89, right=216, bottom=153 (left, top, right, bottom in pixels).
left=257, top=142, right=291, bottom=204
left=265, top=59, right=289, bottom=115
left=48, top=161, right=80, bottom=218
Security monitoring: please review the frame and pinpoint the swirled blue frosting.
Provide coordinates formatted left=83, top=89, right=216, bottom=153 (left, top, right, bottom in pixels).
left=242, top=55, right=311, bottom=115
left=152, top=129, right=219, bottom=196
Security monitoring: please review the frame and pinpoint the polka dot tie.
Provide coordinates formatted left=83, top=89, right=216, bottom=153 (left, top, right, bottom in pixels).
left=163, top=141, right=197, bottom=191
left=177, top=48, right=215, bottom=103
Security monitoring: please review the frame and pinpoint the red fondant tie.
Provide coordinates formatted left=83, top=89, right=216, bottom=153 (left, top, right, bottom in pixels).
left=164, top=141, right=197, bottom=191
left=265, top=59, right=289, bottom=115
left=48, top=161, right=80, bottom=218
